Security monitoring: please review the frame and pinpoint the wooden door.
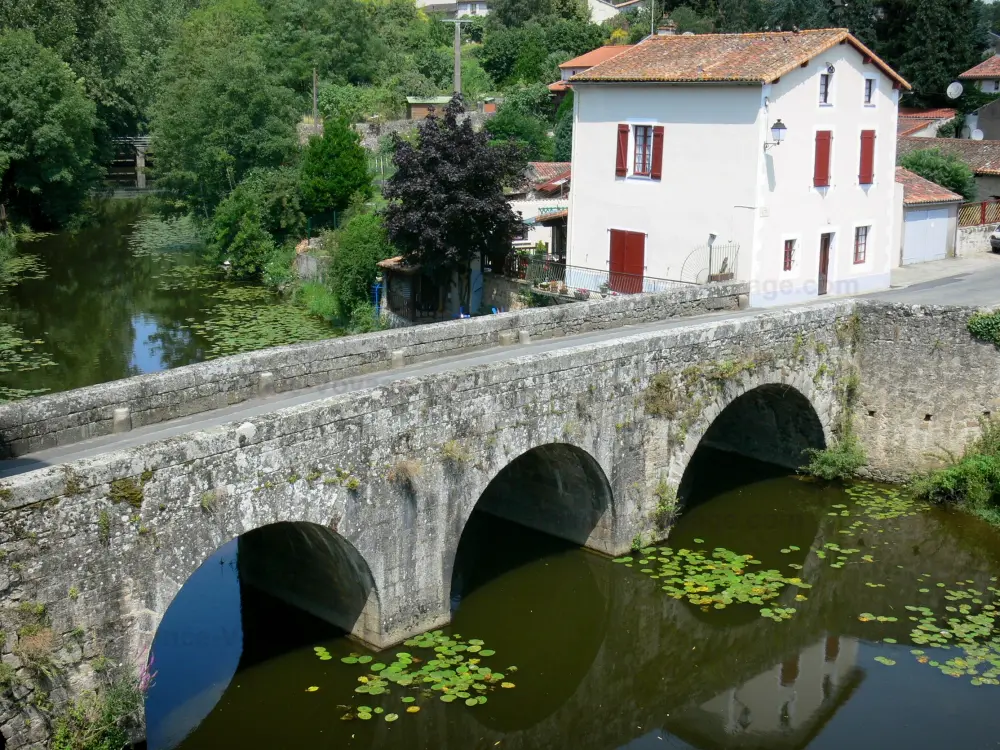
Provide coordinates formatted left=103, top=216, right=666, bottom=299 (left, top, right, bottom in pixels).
left=609, top=229, right=645, bottom=293
left=818, top=233, right=832, bottom=296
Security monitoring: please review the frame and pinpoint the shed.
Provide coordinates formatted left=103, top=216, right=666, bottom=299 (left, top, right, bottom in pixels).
left=406, top=96, right=453, bottom=120
left=895, top=167, right=964, bottom=265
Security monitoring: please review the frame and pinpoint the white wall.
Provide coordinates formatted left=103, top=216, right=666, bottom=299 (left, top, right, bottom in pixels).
left=957, top=223, right=995, bottom=255
left=567, top=84, right=762, bottom=283
left=752, top=46, right=899, bottom=306
left=511, top=198, right=570, bottom=252
left=587, top=0, right=620, bottom=23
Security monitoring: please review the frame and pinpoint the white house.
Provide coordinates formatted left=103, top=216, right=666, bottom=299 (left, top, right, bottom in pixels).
left=509, top=162, right=572, bottom=255
left=959, top=55, right=1000, bottom=94
left=416, top=0, right=489, bottom=17
left=567, top=29, right=910, bottom=307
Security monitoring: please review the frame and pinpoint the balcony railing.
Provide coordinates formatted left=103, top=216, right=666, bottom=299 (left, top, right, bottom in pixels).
left=501, top=254, right=695, bottom=296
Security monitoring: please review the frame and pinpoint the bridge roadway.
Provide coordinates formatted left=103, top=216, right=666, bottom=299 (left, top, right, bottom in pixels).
left=3, top=259, right=998, bottom=479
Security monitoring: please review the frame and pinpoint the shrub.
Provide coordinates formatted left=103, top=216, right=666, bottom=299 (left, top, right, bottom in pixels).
left=644, top=374, right=680, bottom=418
left=299, top=120, right=372, bottom=222
left=388, top=459, right=421, bottom=489
left=967, top=309, right=1000, bottom=348
left=803, top=435, right=867, bottom=480
left=51, top=673, right=144, bottom=750
left=328, top=213, right=395, bottom=318
left=899, top=148, right=977, bottom=201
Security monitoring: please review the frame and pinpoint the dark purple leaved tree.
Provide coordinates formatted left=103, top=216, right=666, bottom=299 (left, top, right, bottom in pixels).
left=382, top=95, right=527, bottom=313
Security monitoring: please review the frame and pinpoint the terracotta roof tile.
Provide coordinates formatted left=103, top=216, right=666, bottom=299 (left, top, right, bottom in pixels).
left=548, top=80, right=571, bottom=93
left=899, top=107, right=957, bottom=120
left=537, top=209, right=568, bottom=223
left=570, top=29, right=910, bottom=89
left=895, top=167, right=963, bottom=205
left=898, top=118, right=938, bottom=136
left=559, top=46, right=634, bottom=70
left=897, top=136, right=1000, bottom=176
left=959, top=55, right=1000, bottom=79
left=528, top=162, right=572, bottom=184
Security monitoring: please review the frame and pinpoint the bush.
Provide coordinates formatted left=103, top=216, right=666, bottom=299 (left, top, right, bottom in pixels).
left=299, top=120, right=372, bottom=222
left=911, top=417, right=1000, bottom=526
left=51, top=674, right=144, bottom=750
left=803, top=434, right=867, bottom=480
left=899, top=148, right=977, bottom=201
left=486, top=107, right=554, bottom=161
left=967, top=309, right=1000, bottom=348
left=207, top=167, right=306, bottom=280
left=328, top=213, right=395, bottom=318
left=296, top=281, right=338, bottom=321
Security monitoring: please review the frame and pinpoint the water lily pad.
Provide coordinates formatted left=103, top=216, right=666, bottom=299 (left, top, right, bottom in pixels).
left=305, top=686, right=319, bottom=692
left=385, top=713, right=399, bottom=722
left=358, top=712, right=372, bottom=721
left=401, top=697, right=416, bottom=703
left=341, top=657, right=359, bottom=664
left=358, top=655, right=373, bottom=664
left=440, top=694, right=457, bottom=703
left=406, top=706, right=420, bottom=713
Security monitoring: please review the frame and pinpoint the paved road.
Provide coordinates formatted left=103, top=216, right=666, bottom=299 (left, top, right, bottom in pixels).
left=4, top=258, right=1000, bottom=479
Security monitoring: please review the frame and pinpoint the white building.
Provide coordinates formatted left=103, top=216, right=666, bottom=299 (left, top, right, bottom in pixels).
left=567, top=29, right=910, bottom=307
left=509, top=162, right=572, bottom=256
left=416, top=0, right=489, bottom=16
left=959, top=55, right=1000, bottom=93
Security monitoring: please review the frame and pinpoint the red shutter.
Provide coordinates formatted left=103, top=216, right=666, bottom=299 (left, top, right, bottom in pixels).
left=650, top=126, right=664, bottom=180
left=814, top=130, right=832, bottom=187
left=615, top=124, right=629, bottom=177
left=859, top=130, right=876, bottom=185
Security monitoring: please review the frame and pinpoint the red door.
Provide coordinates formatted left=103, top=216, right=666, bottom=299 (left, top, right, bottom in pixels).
left=609, top=229, right=645, bottom=293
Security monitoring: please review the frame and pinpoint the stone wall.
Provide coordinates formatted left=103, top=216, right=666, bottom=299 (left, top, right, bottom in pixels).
left=854, top=301, right=1000, bottom=481
left=353, top=112, right=491, bottom=150
left=0, top=283, right=748, bottom=458
left=0, top=300, right=852, bottom=749
left=956, top=224, right=994, bottom=256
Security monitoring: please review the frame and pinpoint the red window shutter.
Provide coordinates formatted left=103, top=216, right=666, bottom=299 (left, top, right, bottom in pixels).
left=615, top=124, right=629, bottom=177
left=859, top=130, right=876, bottom=185
left=814, top=131, right=832, bottom=187
left=650, top=126, right=664, bottom=180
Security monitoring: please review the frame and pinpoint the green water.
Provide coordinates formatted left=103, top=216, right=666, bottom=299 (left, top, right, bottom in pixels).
left=145, top=451, right=1000, bottom=750
left=0, top=201, right=335, bottom=400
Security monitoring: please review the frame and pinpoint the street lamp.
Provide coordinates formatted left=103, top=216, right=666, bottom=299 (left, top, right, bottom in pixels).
left=764, top=119, right=787, bottom=151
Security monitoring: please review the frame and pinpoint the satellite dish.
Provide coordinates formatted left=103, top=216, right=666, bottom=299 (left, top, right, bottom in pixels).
left=947, top=81, right=964, bottom=99
left=973, top=129, right=985, bottom=141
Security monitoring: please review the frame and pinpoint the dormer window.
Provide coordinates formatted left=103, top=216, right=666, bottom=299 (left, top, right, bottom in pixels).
left=820, top=73, right=831, bottom=104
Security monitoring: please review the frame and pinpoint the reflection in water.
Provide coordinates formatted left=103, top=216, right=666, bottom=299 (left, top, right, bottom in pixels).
left=147, top=450, right=1000, bottom=750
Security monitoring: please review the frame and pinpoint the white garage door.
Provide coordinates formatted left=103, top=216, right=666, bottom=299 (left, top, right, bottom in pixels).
left=902, top=207, right=950, bottom=265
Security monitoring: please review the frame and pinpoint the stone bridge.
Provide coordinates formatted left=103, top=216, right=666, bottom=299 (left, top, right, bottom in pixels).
left=1, top=286, right=999, bottom=748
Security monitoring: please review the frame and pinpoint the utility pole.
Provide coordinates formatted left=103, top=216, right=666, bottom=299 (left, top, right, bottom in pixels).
left=312, top=67, right=319, bottom=132
left=442, top=18, right=473, bottom=96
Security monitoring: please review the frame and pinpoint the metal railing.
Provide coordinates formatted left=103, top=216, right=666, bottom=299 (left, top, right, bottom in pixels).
left=959, top=201, right=1000, bottom=228
left=502, top=254, right=694, bottom=296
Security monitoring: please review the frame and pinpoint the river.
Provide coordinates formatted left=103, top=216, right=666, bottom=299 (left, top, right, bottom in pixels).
left=144, top=450, right=1000, bottom=750
left=0, top=201, right=336, bottom=400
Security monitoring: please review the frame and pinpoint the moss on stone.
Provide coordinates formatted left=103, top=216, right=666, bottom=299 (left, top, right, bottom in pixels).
left=109, top=478, right=143, bottom=509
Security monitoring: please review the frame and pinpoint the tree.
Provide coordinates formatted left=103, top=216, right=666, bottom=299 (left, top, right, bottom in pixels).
left=829, top=0, right=877, bottom=48
left=383, top=96, right=527, bottom=311
left=299, top=120, right=372, bottom=221
left=715, top=0, right=765, bottom=32
left=554, top=90, right=574, bottom=161
left=670, top=6, right=715, bottom=33
left=491, top=0, right=552, bottom=27
left=327, top=212, right=394, bottom=317
left=486, top=107, right=555, bottom=160
left=0, top=30, right=98, bottom=227
left=766, top=0, right=830, bottom=30
left=206, top=166, right=306, bottom=279
left=900, top=148, right=977, bottom=200
left=150, top=0, right=298, bottom=216
left=894, top=0, right=985, bottom=107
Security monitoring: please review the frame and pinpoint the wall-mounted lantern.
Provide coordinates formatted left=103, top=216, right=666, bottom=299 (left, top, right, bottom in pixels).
left=764, top=119, right=787, bottom=151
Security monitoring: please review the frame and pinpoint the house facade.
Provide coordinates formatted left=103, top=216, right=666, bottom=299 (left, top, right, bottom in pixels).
left=508, top=162, right=572, bottom=255
left=567, top=29, right=909, bottom=307
left=959, top=55, right=1000, bottom=94
left=416, top=0, right=489, bottom=17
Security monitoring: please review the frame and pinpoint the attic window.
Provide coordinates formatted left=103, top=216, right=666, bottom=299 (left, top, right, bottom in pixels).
left=819, top=73, right=831, bottom=104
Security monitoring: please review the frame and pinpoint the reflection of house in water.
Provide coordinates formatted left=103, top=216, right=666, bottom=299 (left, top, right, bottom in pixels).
left=670, top=635, right=863, bottom=748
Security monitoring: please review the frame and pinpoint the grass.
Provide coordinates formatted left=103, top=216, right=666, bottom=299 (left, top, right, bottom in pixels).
left=803, top=433, right=867, bottom=480
left=51, top=671, right=144, bottom=750
left=911, top=416, right=1000, bottom=526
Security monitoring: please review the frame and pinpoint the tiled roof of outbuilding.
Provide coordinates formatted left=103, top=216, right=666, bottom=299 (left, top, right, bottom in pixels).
left=895, top=167, right=963, bottom=205
left=897, top=136, right=1000, bottom=176
left=959, top=55, right=1000, bottom=79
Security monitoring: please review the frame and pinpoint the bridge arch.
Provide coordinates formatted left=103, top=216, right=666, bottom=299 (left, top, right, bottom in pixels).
left=676, top=377, right=830, bottom=506
left=445, top=441, right=616, bottom=602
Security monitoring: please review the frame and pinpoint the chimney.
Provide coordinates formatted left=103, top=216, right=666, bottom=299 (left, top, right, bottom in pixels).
left=657, top=19, right=678, bottom=36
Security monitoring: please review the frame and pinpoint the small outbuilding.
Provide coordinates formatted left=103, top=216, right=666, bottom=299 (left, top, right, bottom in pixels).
left=895, top=167, right=964, bottom=265
left=406, top=97, right=453, bottom=120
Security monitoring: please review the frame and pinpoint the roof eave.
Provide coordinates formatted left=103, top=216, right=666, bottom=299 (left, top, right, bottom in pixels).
left=570, top=77, right=764, bottom=85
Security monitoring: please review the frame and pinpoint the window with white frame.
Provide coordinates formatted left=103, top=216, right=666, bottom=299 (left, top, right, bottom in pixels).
left=854, top=226, right=869, bottom=264
left=633, top=125, right=653, bottom=176
left=864, top=78, right=875, bottom=104
left=783, top=239, right=795, bottom=271
left=819, top=73, right=831, bottom=104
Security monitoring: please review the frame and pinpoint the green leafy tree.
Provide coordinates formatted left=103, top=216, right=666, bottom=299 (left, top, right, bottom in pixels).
left=0, top=30, right=98, bottom=227
left=206, top=167, right=306, bottom=279
left=545, top=18, right=604, bottom=57
left=670, top=6, right=715, bottom=33
left=480, top=25, right=524, bottom=85
left=501, top=83, right=556, bottom=121
left=512, top=23, right=550, bottom=83
left=893, top=0, right=985, bottom=107
left=900, top=148, right=977, bottom=200
left=299, top=121, right=373, bottom=221
left=554, top=90, right=574, bottom=161
left=715, top=0, right=765, bottom=32
left=327, top=212, right=394, bottom=317
left=766, top=0, right=830, bottom=30
left=491, top=0, right=552, bottom=27
left=150, top=0, right=298, bottom=216
left=486, top=107, right=555, bottom=160
left=383, top=96, right=527, bottom=311
left=829, top=0, right=877, bottom=48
